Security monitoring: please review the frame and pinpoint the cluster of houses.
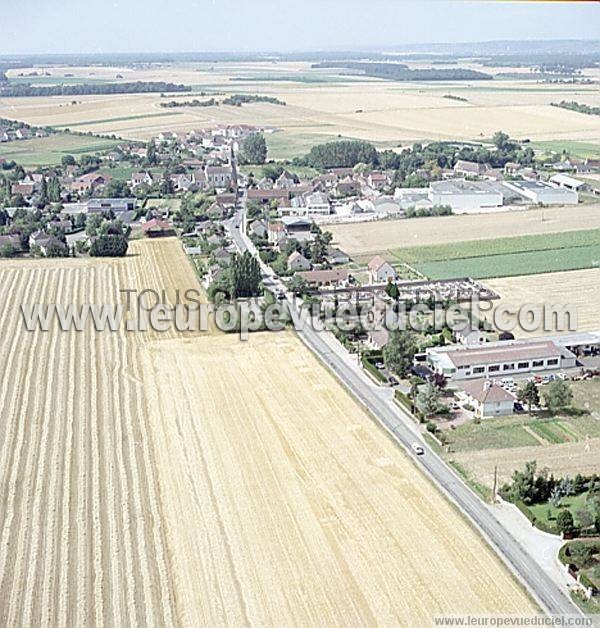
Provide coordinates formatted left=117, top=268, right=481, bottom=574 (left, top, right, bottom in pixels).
left=0, top=124, right=48, bottom=143
left=244, top=156, right=599, bottom=223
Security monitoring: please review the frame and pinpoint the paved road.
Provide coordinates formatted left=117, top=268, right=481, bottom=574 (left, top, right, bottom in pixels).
left=225, top=203, right=581, bottom=618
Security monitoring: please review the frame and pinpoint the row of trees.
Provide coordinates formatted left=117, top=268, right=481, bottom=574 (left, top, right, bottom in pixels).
left=0, top=81, right=191, bottom=97
left=312, top=62, right=493, bottom=82
left=517, top=379, right=573, bottom=413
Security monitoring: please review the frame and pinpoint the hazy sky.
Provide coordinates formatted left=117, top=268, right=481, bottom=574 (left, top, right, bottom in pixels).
left=1, top=0, right=599, bottom=54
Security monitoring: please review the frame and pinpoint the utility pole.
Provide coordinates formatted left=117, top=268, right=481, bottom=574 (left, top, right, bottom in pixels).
left=492, top=464, right=498, bottom=503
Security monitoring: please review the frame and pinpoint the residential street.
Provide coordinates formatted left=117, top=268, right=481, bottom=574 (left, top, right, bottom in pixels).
left=225, top=201, right=582, bottom=618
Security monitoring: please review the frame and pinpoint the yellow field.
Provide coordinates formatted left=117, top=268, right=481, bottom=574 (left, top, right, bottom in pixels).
left=454, top=439, right=600, bottom=490
left=485, top=268, right=600, bottom=337
left=2, top=62, right=600, bottom=147
left=0, top=238, right=537, bottom=624
left=329, top=205, right=600, bottom=259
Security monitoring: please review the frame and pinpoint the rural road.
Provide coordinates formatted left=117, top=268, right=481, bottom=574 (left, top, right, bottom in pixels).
left=224, top=201, right=582, bottom=619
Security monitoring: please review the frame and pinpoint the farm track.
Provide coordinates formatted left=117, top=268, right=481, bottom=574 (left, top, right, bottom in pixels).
left=0, top=238, right=537, bottom=624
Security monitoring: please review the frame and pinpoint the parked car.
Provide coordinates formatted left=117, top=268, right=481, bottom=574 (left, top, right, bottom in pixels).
left=514, top=402, right=525, bottom=413
left=388, top=376, right=399, bottom=386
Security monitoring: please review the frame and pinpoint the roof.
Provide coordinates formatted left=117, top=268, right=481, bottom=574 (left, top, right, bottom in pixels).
left=142, top=219, right=172, bottom=232
left=430, top=179, right=502, bottom=196
left=549, top=174, right=585, bottom=189
left=445, top=340, right=563, bottom=368
left=288, top=251, right=308, bottom=263
left=462, top=380, right=515, bottom=404
left=298, top=269, right=348, bottom=284
left=368, top=255, right=389, bottom=272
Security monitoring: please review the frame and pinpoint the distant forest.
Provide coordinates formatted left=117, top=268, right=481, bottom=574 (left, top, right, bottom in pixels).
left=159, top=94, right=286, bottom=109
left=0, top=81, right=191, bottom=97
left=311, top=62, right=493, bottom=81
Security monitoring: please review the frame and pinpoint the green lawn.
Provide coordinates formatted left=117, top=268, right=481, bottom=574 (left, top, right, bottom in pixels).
left=390, top=229, right=600, bottom=265
left=239, top=163, right=319, bottom=179
left=415, top=243, right=600, bottom=280
left=528, top=492, right=591, bottom=528
left=572, top=379, right=600, bottom=417
left=0, top=133, right=120, bottom=166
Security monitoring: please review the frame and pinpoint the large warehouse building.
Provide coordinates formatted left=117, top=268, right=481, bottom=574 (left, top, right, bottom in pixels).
left=503, top=180, right=579, bottom=205
left=425, top=339, right=577, bottom=381
left=428, top=180, right=504, bottom=213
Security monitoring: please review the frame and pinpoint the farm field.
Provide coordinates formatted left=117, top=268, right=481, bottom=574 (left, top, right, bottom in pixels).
left=485, top=268, right=600, bottom=337
left=328, top=205, right=600, bottom=261
left=415, top=243, right=600, bottom=280
left=2, top=62, right=600, bottom=154
left=0, top=237, right=537, bottom=624
left=141, top=331, right=536, bottom=624
left=453, top=438, right=600, bottom=491
left=0, top=133, right=120, bottom=166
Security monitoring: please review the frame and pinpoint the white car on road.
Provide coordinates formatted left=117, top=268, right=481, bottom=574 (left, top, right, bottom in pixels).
left=411, top=443, right=425, bottom=456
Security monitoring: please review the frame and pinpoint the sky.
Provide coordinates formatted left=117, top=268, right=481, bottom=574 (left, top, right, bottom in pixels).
left=0, top=0, right=599, bottom=55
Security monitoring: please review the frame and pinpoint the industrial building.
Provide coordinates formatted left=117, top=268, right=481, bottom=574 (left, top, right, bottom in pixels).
left=425, top=339, right=577, bottom=381
left=428, top=180, right=504, bottom=213
left=503, top=180, right=578, bottom=205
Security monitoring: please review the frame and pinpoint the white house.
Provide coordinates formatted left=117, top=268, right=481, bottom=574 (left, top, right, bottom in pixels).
left=459, top=380, right=515, bottom=419
left=368, top=255, right=396, bottom=284
left=287, top=251, right=311, bottom=271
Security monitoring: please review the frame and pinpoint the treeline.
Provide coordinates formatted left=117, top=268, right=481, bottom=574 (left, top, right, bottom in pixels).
left=0, top=81, right=192, bottom=97
left=160, top=98, right=218, bottom=108
left=443, top=94, right=468, bottom=102
left=297, top=133, right=535, bottom=174
left=551, top=100, right=600, bottom=117
left=222, top=94, right=286, bottom=106
left=312, top=62, right=492, bottom=81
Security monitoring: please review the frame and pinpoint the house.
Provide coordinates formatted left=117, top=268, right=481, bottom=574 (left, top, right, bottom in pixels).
left=87, top=198, right=136, bottom=213
left=129, top=171, right=154, bottom=188
left=367, top=172, right=389, bottom=190
left=267, top=222, right=286, bottom=245
left=256, top=177, right=273, bottom=190
left=287, top=251, right=311, bottom=271
left=29, top=231, right=67, bottom=255
left=249, top=219, right=267, bottom=239
left=455, top=326, right=487, bottom=346
left=426, top=339, right=577, bottom=381
left=213, top=247, right=232, bottom=265
left=11, top=182, right=36, bottom=197
left=367, top=328, right=390, bottom=351
left=216, top=193, right=236, bottom=208
left=459, top=380, right=515, bottom=419
left=368, top=255, right=396, bottom=284
left=274, top=170, right=296, bottom=189
left=70, top=172, right=111, bottom=194
left=205, top=165, right=234, bottom=188
left=247, top=188, right=289, bottom=204
left=141, top=218, right=173, bottom=237
left=453, top=160, right=489, bottom=177
left=289, top=191, right=330, bottom=216
left=297, top=268, right=349, bottom=288
left=326, top=246, right=350, bottom=265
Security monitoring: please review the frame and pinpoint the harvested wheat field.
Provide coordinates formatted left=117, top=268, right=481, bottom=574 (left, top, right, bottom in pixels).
left=454, top=439, right=600, bottom=491
left=328, top=205, right=600, bottom=261
left=141, top=331, right=536, bottom=624
left=485, top=268, right=600, bottom=337
left=0, top=237, right=536, bottom=625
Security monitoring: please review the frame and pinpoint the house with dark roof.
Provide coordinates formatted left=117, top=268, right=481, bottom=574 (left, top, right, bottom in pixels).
left=458, top=380, right=515, bottom=418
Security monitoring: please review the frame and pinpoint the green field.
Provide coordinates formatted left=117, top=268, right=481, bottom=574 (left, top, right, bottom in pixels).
left=0, top=133, right=120, bottom=166
left=415, top=243, right=600, bottom=279
left=266, top=131, right=400, bottom=160
left=445, top=413, right=600, bottom=453
left=390, top=229, right=600, bottom=265
left=530, top=140, right=600, bottom=160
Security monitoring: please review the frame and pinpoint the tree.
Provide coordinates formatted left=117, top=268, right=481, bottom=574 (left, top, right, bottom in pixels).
left=241, top=133, right=267, bottom=165
left=576, top=508, right=594, bottom=531
left=382, top=330, right=418, bottom=378
left=61, top=154, right=76, bottom=167
left=492, top=131, right=511, bottom=150
left=543, top=380, right=573, bottom=413
left=228, top=251, right=261, bottom=298
left=556, top=510, right=574, bottom=536
left=289, top=275, right=308, bottom=296
left=385, top=282, right=399, bottom=300
left=146, top=140, right=157, bottom=165
left=570, top=543, right=594, bottom=568
left=416, top=382, right=442, bottom=418
left=517, top=381, right=540, bottom=413
left=89, top=234, right=129, bottom=257
left=103, top=179, right=131, bottom=199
